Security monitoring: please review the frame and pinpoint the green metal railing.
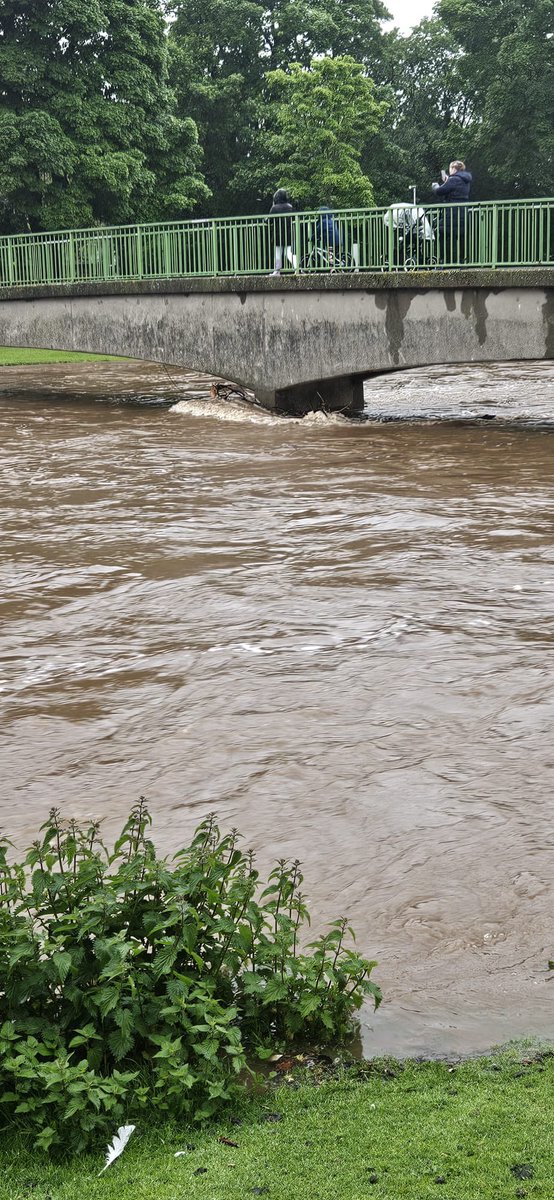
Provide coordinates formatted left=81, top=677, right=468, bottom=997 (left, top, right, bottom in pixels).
left=0, top=199, right=552, bottom=290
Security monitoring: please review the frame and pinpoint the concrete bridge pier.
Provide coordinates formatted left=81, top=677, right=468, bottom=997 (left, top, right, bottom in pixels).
left=257, top=373, right=366, bottom=417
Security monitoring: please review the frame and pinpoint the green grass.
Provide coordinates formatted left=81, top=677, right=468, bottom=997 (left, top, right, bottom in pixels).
left=0, top=347, right=120, bottom=365
left=2, top=1055, right=553, bottom=1199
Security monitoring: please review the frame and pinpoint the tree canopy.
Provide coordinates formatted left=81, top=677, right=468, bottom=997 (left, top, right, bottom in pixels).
left=231, top=56, right=386, bottom=209
left=0, top=0, right=551, bottom=232
left=0, top=0, right=208, bottom=231
left=438, top=0, right=554, bottom=196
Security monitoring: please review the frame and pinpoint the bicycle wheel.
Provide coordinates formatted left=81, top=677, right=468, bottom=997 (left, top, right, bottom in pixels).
left=300, top=248, right=332, bottom=272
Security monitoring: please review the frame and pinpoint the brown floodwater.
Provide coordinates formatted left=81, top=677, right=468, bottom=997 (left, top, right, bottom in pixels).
left=1, top=358, right=553, bottom=1058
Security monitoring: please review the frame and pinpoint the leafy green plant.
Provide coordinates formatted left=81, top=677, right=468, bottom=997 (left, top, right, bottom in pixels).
left=0, top=801, right=380, bottom=1152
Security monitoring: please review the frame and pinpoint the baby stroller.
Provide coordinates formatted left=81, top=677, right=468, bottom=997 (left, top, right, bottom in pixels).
left=383, top=204, right=436, bottom=269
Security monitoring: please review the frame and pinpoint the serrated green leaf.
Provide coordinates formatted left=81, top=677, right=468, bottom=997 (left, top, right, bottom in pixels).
left=52, top=951, right=72, bottom=983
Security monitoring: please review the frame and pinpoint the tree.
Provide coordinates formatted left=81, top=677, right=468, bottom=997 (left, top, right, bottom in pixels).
left=168, top=0, right=391, bottom=212
left=438, top=0, right=554, bottom=195
left=0, top=0, right=209, bottom=232
left=232, top=56, right=386, bottom=209
left=367, top=19, right=474, bottom=204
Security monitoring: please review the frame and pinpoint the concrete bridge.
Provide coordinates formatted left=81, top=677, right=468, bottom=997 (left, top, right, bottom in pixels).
left=0, top=270, right=552, bottom=414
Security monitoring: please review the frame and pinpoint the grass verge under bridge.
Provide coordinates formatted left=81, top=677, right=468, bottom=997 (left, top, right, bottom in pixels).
left=0, top=347, right=120, bottom=365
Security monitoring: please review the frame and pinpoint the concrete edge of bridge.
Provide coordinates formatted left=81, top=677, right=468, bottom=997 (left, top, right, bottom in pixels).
left=1, top=267, right=553, bottom=303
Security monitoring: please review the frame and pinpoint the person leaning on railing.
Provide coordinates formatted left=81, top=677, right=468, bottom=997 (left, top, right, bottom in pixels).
left=431, top=160, right=473, bottom=265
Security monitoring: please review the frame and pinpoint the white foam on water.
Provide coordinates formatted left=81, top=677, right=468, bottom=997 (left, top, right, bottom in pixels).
left=169, top=398, right=278, bottom=423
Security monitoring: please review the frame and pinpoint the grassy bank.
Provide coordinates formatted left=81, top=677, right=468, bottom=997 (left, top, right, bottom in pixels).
left=0, top=347, right=119, bottom=365
left=2, top=1054, right=552, bottom=1199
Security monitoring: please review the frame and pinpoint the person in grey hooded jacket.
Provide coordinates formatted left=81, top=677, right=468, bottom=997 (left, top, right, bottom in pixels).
left=431, top=160, right=472, bottom=262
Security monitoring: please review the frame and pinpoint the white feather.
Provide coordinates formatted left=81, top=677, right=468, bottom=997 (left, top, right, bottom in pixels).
left=98, top=1125, right=136, bottom=1176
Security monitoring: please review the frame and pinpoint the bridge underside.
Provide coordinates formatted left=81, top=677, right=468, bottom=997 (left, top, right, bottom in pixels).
left=0, top=271, right=552, bottom=415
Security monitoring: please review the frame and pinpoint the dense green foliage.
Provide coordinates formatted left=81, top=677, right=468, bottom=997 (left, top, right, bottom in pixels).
left=168, top=0, right=389, bottom=212
left=0, top=0, right=551, bottom=231
left=0, top=0, right=208, bottom=231
left=438, top=0, right=554, bottom=197
left=232, top=57, right=387, bottom=209
left=369, top=18, right=473, bottom=204
left=2, top=1054, right=554, bottom=1196
left=0, top=802, right=380, bottom=1152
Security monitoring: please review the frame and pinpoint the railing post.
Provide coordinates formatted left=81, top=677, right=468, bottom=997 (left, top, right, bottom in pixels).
left=537, top=204, right=543, bottom=263
left=231, top=224, right=239, bottom=274
left=478, top=209, right=487, bottom=265
left=211, top=221, right=219, bottom=276
left=294, top=214, right=301, bottom=273
left=7, top=237, right=14, bottom=285
left=101, top=232, right=111, bottom=280
left=67, top=232, right=76, bottom=283
left=163, top=230, right=171, bottom=277
left=255, top=220, right=263, bottom=274
left=387, top=207, right=394, bottom=271
left=136, top=226, right=143, bottom=279
left=491, top=204, right=498, bottom=269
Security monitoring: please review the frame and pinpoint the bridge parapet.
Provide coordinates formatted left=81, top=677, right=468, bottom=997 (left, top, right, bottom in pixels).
left=0, top=199, right=553, bottom=291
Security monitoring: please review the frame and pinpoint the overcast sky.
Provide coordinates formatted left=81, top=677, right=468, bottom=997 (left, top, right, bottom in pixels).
left=384, top=0, right=437, bottom=33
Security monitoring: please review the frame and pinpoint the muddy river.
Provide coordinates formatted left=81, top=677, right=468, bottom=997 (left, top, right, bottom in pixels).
left=1, top=358, right=553, bottom=1058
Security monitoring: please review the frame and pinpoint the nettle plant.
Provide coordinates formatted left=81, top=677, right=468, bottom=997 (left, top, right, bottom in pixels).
left=0, top=801, right=380, bottom=1152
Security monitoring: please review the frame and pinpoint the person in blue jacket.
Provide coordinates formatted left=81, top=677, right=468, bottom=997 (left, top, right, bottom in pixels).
left=431, top=160, right=472, bottom=263
left=315, top=206, right=342, bottom=257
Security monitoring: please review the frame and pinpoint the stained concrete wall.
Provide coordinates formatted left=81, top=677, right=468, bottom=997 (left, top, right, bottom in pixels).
left=0, top=271, right=552, bottom=412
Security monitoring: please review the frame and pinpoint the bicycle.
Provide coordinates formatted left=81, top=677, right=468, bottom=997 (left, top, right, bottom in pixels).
left=300, top=245, right=356, bottom=272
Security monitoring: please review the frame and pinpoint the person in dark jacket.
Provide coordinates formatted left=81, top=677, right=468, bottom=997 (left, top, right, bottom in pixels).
left=315, top=206, right=342, bottom=256
left=431, top=160, right=472, bottom=263
left=269, top=188, right=294, bottom=274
